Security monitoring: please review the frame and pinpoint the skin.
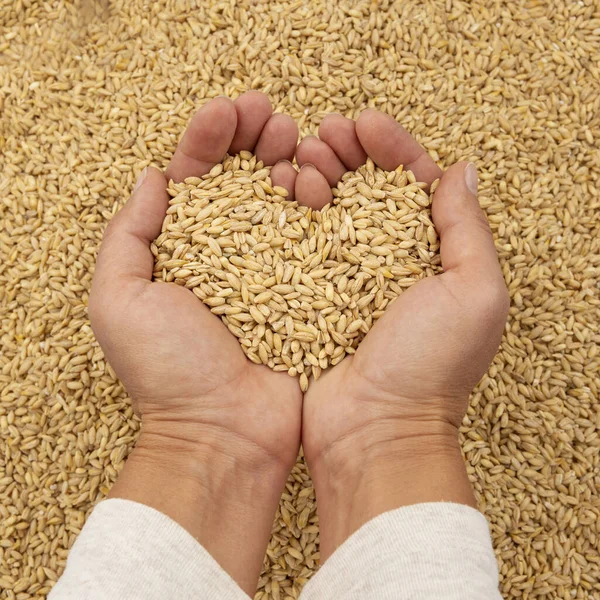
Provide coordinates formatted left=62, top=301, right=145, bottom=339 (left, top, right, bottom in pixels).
left=294, top=110, right=510, bottom=559
left=90, top=93, right=509, bottom=591
left=89, top=92, right=303, bottom=595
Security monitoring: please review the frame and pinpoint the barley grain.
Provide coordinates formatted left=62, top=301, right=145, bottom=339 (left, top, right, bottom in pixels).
left=154, top=157, right=440, bottom=386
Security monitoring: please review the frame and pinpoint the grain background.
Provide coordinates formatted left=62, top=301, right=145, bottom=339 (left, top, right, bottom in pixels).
left=1, top=1, right=599, bottom=599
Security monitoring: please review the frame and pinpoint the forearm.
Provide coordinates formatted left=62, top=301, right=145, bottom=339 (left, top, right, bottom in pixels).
left=310, top=419, right=476, bottom=560
left=109, top=424, right=290, bottom=595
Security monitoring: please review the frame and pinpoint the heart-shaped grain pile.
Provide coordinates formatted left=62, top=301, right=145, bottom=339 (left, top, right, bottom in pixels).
left=152, top=151, right=441, bottom=390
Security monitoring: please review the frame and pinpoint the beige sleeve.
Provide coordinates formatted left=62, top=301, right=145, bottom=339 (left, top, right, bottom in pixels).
left=48, top=499, right=250, bottom=600
left=50, top=499, right=500, bottom=600
left=300, top=502, right=502, bottom=600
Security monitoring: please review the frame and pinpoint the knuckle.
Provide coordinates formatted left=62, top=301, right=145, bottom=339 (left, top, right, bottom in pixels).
left=320, top=113, right=337, bottom=128
left=496, top=283, right=510, bottom=317
left=87, top=290, right=104, bottom=329
left=102, top=212, right=122, bottom=240
left=475, top=279, right=510, bottom=324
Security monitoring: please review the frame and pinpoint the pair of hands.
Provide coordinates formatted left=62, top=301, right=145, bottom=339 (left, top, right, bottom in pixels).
left=89, top=92, right=508, bottom=592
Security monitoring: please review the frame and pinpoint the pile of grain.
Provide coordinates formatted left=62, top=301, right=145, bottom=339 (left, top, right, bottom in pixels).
left=1, top=1, right=599, bottom=599
left=152, top=153, right=439, bottom=390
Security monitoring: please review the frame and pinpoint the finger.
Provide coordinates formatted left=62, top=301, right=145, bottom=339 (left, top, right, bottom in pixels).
left=165, top=97, right=237, bottom=182
left=270, top=160, right=298, bottom=201
left=319, top=113, right=367, bottom=170
left=433, top=162, right=502, bottom=282
left=93, top=167, right=167, bottom=301
left=295, top=164, right=332, bottom=209
left=228, top=91, right=273, bottom=154
left=355, top=109, right=442, bottom=185
left=296, top=136, right=346, bottom=187
left=255, top=113, right=298, bottom=166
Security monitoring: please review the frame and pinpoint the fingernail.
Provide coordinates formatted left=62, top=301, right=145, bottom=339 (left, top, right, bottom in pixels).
left=133, top=167, right=147, bottom=193
left=275, top=159, right=294, bottom=167
left=465, top=162, right=478, bottom=196
left=300, top=163, right=316, bottom=171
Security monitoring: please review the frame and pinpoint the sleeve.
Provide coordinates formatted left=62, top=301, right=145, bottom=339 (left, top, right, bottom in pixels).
left=48, top=498, right=250, bottom=600
left=299, top=502, right=502, bottom=600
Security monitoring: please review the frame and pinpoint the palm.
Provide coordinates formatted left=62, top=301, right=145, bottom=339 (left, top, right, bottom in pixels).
left=352, top=275, right=485, bottom=405
left=108, top=282, right=244, bottom=404
left=302, top=274, right=489, bottom=460
left=130, top=283, right=301, bottom=461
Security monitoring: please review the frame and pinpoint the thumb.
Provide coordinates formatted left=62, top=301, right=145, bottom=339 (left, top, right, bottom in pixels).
left=432, top=162, right=502, bottom=285
left=92, top=167, right=168, bottom=300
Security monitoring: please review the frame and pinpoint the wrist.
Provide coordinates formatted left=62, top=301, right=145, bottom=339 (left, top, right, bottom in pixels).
left=308, top=420, right=476, bottom=560
left=134, top=416, right=289, bottom=478
left=109, top=422, right=290, bottom=595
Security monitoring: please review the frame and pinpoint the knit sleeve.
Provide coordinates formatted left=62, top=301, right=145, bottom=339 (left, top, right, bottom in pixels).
left=48, top=498, right=250, bottom=600
left=300, top=502, right=502, bottom=600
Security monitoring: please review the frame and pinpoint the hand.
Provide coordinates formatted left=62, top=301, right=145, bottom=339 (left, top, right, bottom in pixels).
left=293, top=110, right=510, bottom=558
left=89, top=92, right=301, bottom=594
